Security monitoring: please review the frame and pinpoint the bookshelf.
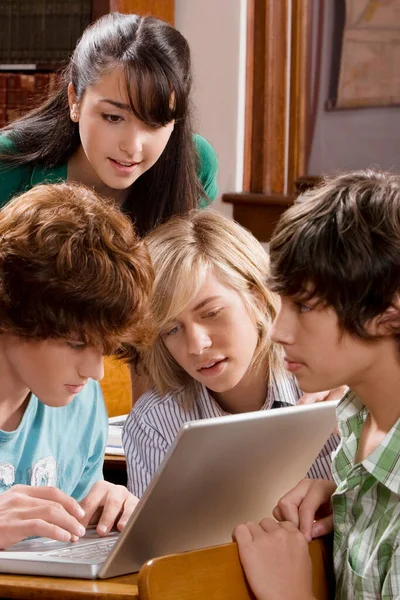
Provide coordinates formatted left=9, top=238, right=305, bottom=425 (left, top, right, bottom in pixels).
left=0, top=1, right=92, bottom=66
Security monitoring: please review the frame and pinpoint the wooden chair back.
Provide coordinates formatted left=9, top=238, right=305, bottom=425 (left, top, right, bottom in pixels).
left=138, top=537, right=334, bottom=600
left=100, top=357, right=132, bottom=417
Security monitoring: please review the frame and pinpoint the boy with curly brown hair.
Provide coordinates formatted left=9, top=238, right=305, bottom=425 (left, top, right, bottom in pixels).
left=0, top=182, right=153, bottom=550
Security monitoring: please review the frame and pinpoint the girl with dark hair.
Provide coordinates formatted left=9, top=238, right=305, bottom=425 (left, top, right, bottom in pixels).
left=0, top=12, right=218, bottom=236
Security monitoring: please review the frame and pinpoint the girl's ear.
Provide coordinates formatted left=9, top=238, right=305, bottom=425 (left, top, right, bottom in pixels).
left=370, top=293, right=400, bottom=336
left=67, top=83, right=80, bottom=122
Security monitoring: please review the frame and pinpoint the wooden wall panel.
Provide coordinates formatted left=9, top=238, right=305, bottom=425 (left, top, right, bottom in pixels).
left=92, top=0, right=110, bottom=20
left=110, top=0, right=174, bottom=22
left=242, top=0, right=254, bottom=192
left=223, top=193, right=294, bottom=242
left=247, top=0, right=289, bottom=194
left=92, top=0, right=174, bottom=23
left=224, top=0, right=312, bottom=241
left=288, top=0, right=312, bottom=192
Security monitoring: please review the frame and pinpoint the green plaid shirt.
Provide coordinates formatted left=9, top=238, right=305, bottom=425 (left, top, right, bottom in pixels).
left=332, top=391, right=400, bottom=599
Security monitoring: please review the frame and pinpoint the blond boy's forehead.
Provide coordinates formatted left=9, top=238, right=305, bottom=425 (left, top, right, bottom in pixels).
left=162, top=264, right=209, bottom=326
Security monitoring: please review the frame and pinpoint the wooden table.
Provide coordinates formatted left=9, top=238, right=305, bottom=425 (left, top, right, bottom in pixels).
left=0, top=571, right=139, bottom=599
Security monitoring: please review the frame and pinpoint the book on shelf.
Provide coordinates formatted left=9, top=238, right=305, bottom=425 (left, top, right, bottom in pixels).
left=106, top=414, right=128, bottom=456
left=0, top=0, right=92, bottom=65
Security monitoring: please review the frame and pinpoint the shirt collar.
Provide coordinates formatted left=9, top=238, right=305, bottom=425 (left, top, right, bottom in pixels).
left=336, top=388, right=365, bottom=425
left=201, top=370, right=299, bottom=417
left=337, top=389, right=400, bottom=495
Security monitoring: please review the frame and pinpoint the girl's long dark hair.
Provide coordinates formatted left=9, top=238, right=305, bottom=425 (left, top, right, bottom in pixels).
left=0, top=12, right=202, bottom=236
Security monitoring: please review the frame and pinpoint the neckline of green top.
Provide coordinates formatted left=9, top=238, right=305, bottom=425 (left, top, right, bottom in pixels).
left=30, top=162, right=67, bottom=186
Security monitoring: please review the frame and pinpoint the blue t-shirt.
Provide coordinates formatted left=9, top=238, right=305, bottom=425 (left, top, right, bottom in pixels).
left=0, top=379, right=108, bottom=501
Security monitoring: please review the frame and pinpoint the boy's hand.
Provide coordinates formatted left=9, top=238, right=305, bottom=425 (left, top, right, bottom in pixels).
left=0, top=485, right=86, bottom=549
left=233, top=518, right=315, bottom=600
left=79, top=481, right=139, bottom=535
left=273, top=479, right=336, bottom=541
left=298, top=386, right=347, bottom=404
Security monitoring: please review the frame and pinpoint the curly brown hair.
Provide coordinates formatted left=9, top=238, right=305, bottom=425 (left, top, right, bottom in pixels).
left=0, top=183, right=153, bottom=356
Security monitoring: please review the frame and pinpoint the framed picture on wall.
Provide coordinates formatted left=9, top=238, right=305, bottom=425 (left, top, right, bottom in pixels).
left=328, top=0, right=400, bottom=109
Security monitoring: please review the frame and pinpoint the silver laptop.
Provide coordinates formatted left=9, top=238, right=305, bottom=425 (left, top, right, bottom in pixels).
left=0, top=400, right=338, bottom=579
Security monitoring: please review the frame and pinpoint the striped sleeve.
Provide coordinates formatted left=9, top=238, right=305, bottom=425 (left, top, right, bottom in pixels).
left=122, top=393, right=169, bottom=498
left=122, top=388, right=199, bottom=498
left=307, top=432, right=340, bottom=480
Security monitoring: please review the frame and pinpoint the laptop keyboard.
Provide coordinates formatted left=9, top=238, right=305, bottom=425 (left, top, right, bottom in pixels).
left=39, top=538, right=117, bottom=562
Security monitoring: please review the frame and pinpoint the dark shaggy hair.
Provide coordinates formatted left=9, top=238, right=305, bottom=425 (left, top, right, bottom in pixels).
left=269, top=170, right=400, bottom=339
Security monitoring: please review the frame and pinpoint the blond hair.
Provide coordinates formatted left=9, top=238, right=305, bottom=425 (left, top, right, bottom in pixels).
left=140, top=209, right=283, bottom=399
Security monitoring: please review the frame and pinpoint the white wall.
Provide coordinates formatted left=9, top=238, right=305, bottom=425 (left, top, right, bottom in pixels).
left=175, top=0, right=247, bottom=215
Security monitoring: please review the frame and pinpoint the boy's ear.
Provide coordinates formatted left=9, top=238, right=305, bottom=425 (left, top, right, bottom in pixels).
left=370, top=294, right=400, bottom=336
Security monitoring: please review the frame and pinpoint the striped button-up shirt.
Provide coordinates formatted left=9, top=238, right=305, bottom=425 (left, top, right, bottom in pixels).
left=333, top=391, right=400, bottom=599
left=123, top=372, right=339, bottom=497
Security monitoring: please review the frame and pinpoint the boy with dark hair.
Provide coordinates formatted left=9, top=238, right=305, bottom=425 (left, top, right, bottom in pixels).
left=233, top=170, right=400, bottom=599
left=0, top=183, right=153, bottom=550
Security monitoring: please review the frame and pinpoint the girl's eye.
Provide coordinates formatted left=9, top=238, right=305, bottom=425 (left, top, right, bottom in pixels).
left=101, top=113, right=124, bottom=124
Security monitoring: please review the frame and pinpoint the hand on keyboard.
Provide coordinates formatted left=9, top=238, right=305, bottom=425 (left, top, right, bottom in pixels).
left=0, top=485, right=86, bottom=550
left=78, top=481, right=139, bottom=536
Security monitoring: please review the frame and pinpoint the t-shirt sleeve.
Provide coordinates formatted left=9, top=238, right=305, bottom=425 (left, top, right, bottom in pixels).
left=0, top=134, right=33, bottom=207
left=193, top=133, right=219, bottom=205
left=122, top=399, right=169, bottom=499
left=70, top=381, right=108, bottom=501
